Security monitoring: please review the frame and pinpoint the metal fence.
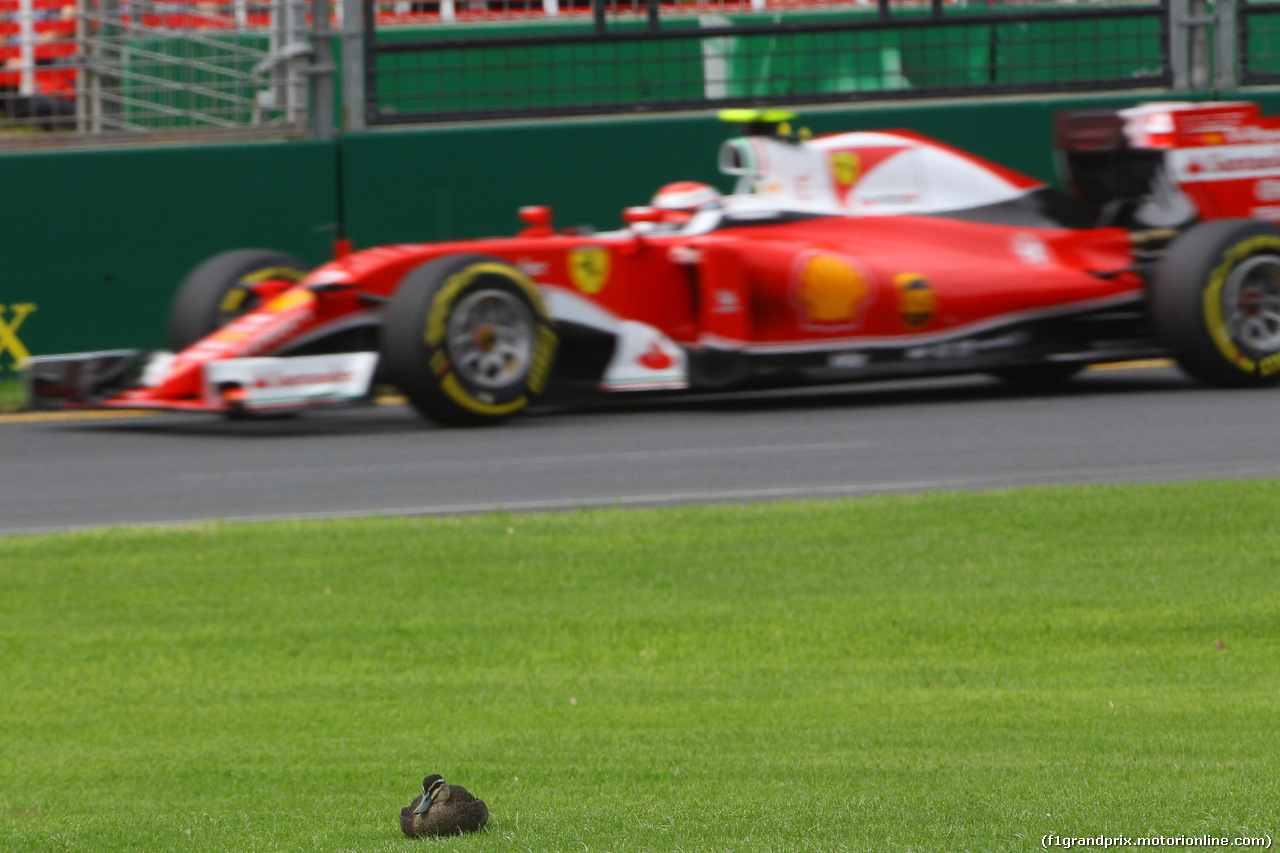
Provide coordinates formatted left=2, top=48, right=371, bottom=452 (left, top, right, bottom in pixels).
left=1, top=0, right=316, bottom=137
left=76, top=0, right=304, bottom=132
left=0, top=0, right=1271, bottom=142
left=363, top=0, right=1172, bottom=125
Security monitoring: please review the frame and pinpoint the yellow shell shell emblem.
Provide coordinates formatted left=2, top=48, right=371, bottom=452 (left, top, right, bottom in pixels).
left=796, top=254, right=868, bottom=326
left=568, top=247, right=611, bottom=295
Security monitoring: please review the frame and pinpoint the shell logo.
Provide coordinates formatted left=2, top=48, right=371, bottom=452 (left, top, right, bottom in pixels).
left=793, top=253, right=870, bottom=328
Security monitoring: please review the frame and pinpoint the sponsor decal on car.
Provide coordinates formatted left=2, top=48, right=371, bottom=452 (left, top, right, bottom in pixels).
left=791, top=252, right=871, bottom=330
left=828, top=146, right=911, bottom=207
left=600, top=320, right=688, bottom=390
left=1254, top=179, right=1280, bottom=202
left=0, top=302, right=36, bottom=369
left=713, top=290, right=742, bottom=314
left=1173, top=144, right=1280, bottom=181
left=905, top=330, right=1030, bottom=361
left=827, top=350, right=869, bottom=369
left=263, top=288, right=315, bottom=313
left=829, top=151, right=861, bottom=207
left=211, top=330, right=251, bottom=343
left=226, top=308, right=314, bottom=357
left=568, top=247, right=611, bottom=295
left=894, top=273, right=937, bottom=329
left=1249, top=206, right=1280, bottom=221
left=202, top=352, right=378, bottom=410
left=516, top=258, right=549, bottom=278
left=1010, top=233, right=1052, bottom=266
left=254, top=369, right=356, bottom=389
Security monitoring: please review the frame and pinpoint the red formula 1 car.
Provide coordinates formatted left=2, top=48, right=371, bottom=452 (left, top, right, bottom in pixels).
left=27, top=103, right=1280, bottom=425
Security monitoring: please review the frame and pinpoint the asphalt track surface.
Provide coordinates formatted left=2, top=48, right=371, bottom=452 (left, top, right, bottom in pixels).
left=3, top=363, right=1279, bottom=536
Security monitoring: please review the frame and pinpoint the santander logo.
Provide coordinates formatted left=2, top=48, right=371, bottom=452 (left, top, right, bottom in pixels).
left=638, top=341, right=674, bottom=370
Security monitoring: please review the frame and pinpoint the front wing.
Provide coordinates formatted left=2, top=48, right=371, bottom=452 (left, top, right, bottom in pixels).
left=25, top=351, right=379, bottom=414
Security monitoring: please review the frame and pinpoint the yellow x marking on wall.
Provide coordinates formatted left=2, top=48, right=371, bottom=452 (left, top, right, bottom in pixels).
left=0, top=303, right=37, bottom=368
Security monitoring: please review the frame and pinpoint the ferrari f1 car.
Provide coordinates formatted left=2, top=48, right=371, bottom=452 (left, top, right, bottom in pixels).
left=26, top=102, right=1280, bottom=425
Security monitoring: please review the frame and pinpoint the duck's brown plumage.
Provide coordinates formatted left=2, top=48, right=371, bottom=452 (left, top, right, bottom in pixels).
left=400, top=775, right=489, bottom=837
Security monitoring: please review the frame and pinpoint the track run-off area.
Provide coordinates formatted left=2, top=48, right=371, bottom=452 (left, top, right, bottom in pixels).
left=2, top=362, right=1278, bottom=536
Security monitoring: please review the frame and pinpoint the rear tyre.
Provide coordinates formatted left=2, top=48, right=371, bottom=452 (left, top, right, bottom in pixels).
left=168, top=249, right=309, bottom=351
left=1150, top=219, right=1280, bottom=387
left=381, top=254, right=558, bottom=426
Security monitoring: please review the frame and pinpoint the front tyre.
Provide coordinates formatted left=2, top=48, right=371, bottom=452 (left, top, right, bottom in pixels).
left=168, top=249, right=309, bottom=351
left=1150, top=219, right=1280, bottom=387
left=381, top=254, right=558, bottom=426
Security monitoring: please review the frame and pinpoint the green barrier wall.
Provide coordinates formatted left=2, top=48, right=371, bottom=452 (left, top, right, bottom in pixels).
left=0, top=140, right=338, bottom=369
left=9, top=90, right=1280, bottom=375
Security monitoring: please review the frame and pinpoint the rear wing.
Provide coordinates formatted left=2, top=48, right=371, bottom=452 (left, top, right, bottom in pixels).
left=1056, top=101, right=1280, bottom=227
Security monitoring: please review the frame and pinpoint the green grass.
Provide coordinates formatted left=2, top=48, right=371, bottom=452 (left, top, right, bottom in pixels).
left=0, top=376, right=23, bottom=412
left=2, top=482, right=1279, bottom=852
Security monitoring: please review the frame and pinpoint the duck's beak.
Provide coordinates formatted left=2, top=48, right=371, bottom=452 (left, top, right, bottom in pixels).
left=413, top=793, right=435, bottom=815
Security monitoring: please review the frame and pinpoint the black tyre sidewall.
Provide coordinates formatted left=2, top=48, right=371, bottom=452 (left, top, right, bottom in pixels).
left=381, top=254, right=557, bottom=426
left=168, top=249, right=309, bottom=352
left=1150, top=219, right=1280, bottom=387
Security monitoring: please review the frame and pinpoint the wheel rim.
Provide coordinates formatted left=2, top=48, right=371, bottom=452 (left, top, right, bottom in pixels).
left=1222, top=255, right=1280, bottom=353
left=446, top=288, right=535, bottom=389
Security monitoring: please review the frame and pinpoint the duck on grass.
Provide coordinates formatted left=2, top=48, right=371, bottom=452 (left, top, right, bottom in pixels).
left=400, top=774, right=489, bottom=838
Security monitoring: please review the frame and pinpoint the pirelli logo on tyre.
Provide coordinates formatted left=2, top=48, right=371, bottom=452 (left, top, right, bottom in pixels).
left=440, top=373, right=528, bottom=417
left=528, top=325, right=557, bottom=396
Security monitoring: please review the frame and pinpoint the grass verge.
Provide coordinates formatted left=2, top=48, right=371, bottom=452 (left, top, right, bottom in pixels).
left=1, top=482, right=1278, bottom=852
left=0, top=376, right=23, bottom=413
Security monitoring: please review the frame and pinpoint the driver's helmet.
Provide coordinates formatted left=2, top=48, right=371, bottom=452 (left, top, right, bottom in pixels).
left=651, top=181, right=723, bottom=223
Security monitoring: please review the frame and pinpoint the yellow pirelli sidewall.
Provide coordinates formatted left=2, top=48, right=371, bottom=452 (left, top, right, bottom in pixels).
left=1202, top=235, right=1280, bottom=374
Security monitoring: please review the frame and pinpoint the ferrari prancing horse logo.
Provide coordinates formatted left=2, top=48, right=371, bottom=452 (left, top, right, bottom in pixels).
left=829, top=151, right=861, bottom=208
left=568, top=247, right=611, bottom=295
